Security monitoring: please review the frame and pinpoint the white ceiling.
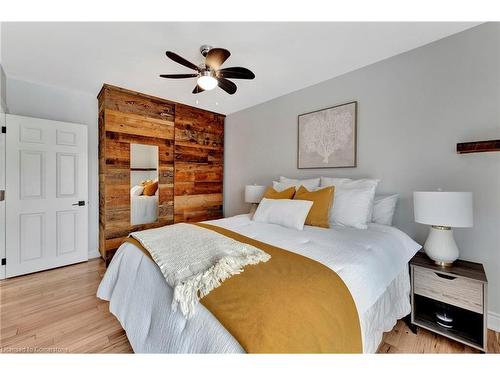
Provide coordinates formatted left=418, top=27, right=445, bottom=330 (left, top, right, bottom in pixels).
left=1, top=22, right=480, bottom=114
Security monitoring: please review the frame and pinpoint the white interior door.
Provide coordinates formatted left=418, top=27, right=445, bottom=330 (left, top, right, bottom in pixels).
left=6, top=114, right=88, bottom=277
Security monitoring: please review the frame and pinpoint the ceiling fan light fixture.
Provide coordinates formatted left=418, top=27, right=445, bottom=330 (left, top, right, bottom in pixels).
left=161, top=46, right=254, bottom=95
left=197, top=72, right=218, bottom=91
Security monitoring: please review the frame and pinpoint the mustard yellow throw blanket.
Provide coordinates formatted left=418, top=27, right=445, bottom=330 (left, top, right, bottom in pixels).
left=124, top=223, right=362, bottom=353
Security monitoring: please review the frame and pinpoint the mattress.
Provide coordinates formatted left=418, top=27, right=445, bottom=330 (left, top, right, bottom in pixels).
left=97, top=214, right=421, bottom=353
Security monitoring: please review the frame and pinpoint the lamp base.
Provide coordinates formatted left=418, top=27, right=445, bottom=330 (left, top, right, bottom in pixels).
left=424, top=226, right=459, bottom=266
left=249, top=203, right=258, bottom=217
left=433, top=260, right=455, bottom=267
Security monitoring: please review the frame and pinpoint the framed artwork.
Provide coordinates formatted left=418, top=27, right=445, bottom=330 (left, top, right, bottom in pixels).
left=298, top=101, right=357, bottom=168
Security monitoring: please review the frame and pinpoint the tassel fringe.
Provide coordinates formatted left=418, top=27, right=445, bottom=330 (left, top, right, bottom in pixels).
left=172, top=250, right=271, bottom=319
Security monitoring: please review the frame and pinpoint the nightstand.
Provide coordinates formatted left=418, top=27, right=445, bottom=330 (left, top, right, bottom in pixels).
left=410, top=251, right=488, bottom=352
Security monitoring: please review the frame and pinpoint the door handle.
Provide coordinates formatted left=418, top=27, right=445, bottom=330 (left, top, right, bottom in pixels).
left=0, top=190, right=4, bottom=201
left=72, top=200, right=85, bottom=206
left=434, top=272, right=456, bottom=280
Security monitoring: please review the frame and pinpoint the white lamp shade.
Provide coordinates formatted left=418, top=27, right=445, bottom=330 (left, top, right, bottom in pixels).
left=413, top=191, right=473, bottom=228
left=245, top=185, right=266, bottom=203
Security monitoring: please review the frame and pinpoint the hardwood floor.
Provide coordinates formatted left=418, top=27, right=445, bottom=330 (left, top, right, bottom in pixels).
left=1, top=259, right=498, bottom=354
left=0, top=259, right=132, bottom=353
left=379, top=320, right=499, bottom=353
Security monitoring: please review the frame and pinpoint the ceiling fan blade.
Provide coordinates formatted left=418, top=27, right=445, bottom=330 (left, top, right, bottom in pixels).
left=216, top=77, right=237, bottom=95
left=217, top=67, right=255, bottom=80
left=159, top=73, right=199, bottom=79
left=166, top=51, right=200, bottom=71
left=192, top=85, right=205, bottom=94
left=205, top=48, right=231, bottom=70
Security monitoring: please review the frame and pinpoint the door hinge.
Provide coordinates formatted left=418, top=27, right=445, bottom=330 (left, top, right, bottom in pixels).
left=1, top=258, right=5, bottom=266
left=1, top=126, right=5, bottom=134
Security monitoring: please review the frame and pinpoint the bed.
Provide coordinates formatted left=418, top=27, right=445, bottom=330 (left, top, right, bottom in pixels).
left=97, top=213, right=421, bottom=353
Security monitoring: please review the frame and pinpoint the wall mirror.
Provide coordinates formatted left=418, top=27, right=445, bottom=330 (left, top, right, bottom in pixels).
left=130, top=143, right=159, bottom=225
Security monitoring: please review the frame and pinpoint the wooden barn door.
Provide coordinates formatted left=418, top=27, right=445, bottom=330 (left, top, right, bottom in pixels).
left=98, top=85, right=175, bottom=261
left=174, top=104, right=224, bottom=223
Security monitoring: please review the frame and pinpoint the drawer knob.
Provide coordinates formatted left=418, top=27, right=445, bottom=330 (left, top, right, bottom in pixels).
left=435, top=272, right=456, bottom=280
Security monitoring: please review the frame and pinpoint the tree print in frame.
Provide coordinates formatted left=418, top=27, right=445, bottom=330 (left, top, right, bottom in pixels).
left=298, top=101, right=357, bottom=168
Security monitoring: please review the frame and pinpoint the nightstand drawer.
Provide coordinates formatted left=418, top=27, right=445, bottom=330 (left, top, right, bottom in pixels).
left=413, top=266, right=483, bottom=314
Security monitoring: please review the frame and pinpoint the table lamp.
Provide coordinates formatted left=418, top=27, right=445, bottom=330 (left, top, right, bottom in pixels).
left=245, top=185, right=266, bottom=214
left=413, top=191, right=473, bottom=266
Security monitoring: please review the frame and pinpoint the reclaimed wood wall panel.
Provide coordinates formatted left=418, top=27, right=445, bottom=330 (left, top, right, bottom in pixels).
left=105, top=110, right=175, bottom=139
left=102, top=85, right=175, bottom=122
left=99, top=84, right=225, bottom=264
left=98, top=85, right=177, bottom=264
left=174, top=104, right=225, bottom=223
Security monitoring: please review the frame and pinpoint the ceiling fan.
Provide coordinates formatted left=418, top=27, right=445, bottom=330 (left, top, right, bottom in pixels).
left=159, top=45, right=255, bottom=95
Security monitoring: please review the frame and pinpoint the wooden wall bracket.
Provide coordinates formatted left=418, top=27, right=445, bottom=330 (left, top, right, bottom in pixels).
left=456, top=139, right=500, bottom=154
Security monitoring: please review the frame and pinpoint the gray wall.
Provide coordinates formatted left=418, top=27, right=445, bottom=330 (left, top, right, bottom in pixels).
left=0, top=21, right=5, bottom=111
left=225, top=23, right=500, bottom=317
left=0, top=64, right=6, bottom=112
left=6, top=77, right=99, bottom=258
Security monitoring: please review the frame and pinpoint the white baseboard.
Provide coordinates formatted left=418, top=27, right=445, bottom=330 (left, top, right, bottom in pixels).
left=0, top=251, right=101, bottom=279
left=488, top=311, right=500, bottom=332
left=88, top=249, right=101, bottom=260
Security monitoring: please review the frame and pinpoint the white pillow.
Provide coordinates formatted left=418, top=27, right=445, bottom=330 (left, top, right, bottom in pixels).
left=252, top=198, right=313, bottom=231
left=321, top=178, right=380, bottom=229
left=329, top=188, right=376, bottom=229
left=273, top=176, right=321, bottom=192
left=320, top=177, right=379, bottom=190
left=272, top=180, right=298, bottom=192
left=372, top=194, right=399, bottom=226
left=130, top=185, right=144, bottom=196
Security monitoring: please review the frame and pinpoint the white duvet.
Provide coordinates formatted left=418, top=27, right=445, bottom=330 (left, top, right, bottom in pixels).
left=97, top=214, right=421, bottom=353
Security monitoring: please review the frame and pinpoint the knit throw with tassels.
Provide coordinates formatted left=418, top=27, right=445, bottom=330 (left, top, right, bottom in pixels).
left=130, top=223, right=271, bottom=319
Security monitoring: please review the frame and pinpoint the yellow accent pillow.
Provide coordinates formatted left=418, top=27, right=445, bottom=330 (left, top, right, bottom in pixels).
left=263, top=186, right=296, bottom=200
left=293, top=185, right=335, bottom=228
left=143, top=181, right=158, bottom=196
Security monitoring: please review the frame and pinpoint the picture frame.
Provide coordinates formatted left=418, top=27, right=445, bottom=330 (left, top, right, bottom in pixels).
left=297, top=101, right=357, bottom=169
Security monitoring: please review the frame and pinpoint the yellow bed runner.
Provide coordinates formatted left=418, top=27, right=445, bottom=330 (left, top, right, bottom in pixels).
left=123, top=223, right=362, bottom=353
